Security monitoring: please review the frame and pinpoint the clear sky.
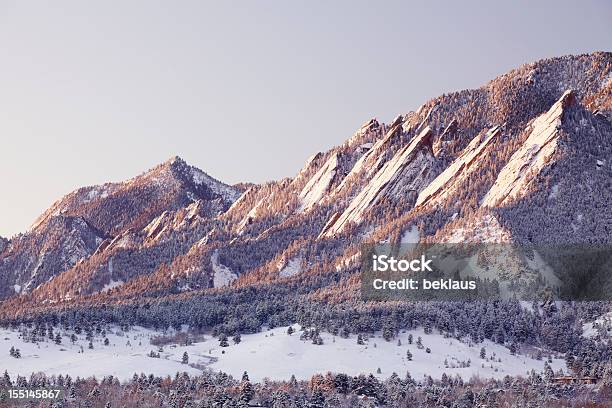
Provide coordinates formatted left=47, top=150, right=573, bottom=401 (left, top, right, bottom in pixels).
left=1, top=0, right=610, bottom=237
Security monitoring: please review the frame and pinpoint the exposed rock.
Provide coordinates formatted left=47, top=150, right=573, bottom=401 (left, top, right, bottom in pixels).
left=30, top=156, right=240, bottom=236
left=321, top=126, right=435, bottom=237
left=417, top=125, right=501, bottom=207
left=298, top=152, right=339, bottom=212
left=0, top=215, right=107, bottom=298
left=482, top=90, right=575, bottom=207
left=432, top=119, right=458, bottom=156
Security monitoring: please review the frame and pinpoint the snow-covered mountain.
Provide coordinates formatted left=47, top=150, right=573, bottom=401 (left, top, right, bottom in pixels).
left=0, top=157, right=241, bottom=299
left=1, top=52, right=611, bottom=310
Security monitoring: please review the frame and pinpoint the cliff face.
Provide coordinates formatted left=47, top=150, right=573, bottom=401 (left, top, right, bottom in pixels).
left=1, top=52, right=611, bottom=307
left=482, top=90, right=576, bottom=207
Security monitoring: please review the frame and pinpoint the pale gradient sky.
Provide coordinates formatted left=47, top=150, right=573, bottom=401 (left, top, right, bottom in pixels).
left=1, top=0, right=611, bottom=237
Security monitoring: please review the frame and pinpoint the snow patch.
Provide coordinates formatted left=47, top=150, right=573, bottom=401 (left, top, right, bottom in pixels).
left=101, top=279, right=124, bottom=292
left=401, top=226, right=420, bottom=247
left=190, top=168, right=241, bottom=202
left=548, top=183, right=560, bottom=199
left=445, top=213, right=511, bottom=243
left=582, top=312, right=612, bottom=339
left=278, top=257, right=302, bottom=278
left=211, top=250, right=237, bottom=288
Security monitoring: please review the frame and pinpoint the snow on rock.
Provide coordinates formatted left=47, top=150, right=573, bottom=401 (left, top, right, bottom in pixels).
left=482, top=90, right=575, bottom=207
left=417, top=125, right=501, bottom=207
left=189, top=164, right=241, bottom=202
left=335, top=119, right=404, bottom=193
left=358, top=142, right=374, bottom=151
left=101, top=279, right=124, bottom=292
left=582, top=312, right=612, bottom=339
left=525, top=250, right=562, bottom=287
left=346, top=118, right=380, bottom=146
left=144, top=211, right=171, bottom=239
left=236, top=197, right=264, bottom=234
left=548, top=183, right=561, bottom=199
left=445, top=213, right=512, bottom=243
left=211, top=250, right=237, bottom=288
left=401, top=225, right=420, bottom=244
left=321, top=126, right=435, bottom=237
left=278, top=256, right=302, bottom=278
left=298, top=153, right=339, bottom=212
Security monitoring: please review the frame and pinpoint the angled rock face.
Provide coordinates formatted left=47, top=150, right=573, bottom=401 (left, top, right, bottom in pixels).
left=417, top=125, right=501, bottom=207
left=482, top=90, right=575, bottom=207
left=2, top=53, right=611, bottom=308
left=321, top=126, right=435, bottom=237
left=298, top=153, right=339, bottom=212
left=0, top=157, right=240, bottom=300
left=0, top=215, right=107, bottom=298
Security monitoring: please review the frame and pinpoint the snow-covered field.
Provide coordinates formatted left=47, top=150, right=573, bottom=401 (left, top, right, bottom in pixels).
left=1, top=325, right=565, bottom=383
left=582, top=312, right=612, bottom=339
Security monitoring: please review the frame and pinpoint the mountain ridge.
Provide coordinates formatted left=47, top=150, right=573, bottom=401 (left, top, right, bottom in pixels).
left=1, top=51, right=610, bottom=314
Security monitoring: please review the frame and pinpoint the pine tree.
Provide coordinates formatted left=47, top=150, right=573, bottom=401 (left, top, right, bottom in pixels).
left=287, top=326, right=294, bottom=336
left=239, top=380, right=254, bottom=403
left=2, top=370, right=11, bottom=386
left=54, top=333, right=62, bottom=345
left=219, top=335, right=229, bottom=347
left=480, top=347, right=486, bottom=359
left=544, top=362, right=554, bottom=381
left=242, top=371, right=249, bottom=382
left=357, top=334, right=364, bottom=345
left=309, top=389, right=325, bottom=408
left=289, top=374, right=297, bottom=388
left=104, top=338, right=110, bottom=346
left=182, top=351, right=189, bottom=364
left=382, top=321, right=394, bottom=341
left=509, top=343, right=516, bottom=355
left=416, top=337, right=423, bottom=349
left=406, top=349, right=412, bottom=361
left=408, top=334, right=413, bottom=344
left=232, top=334, right=241, bottom=344
left=340, top=327, right=350, bottom=338
left=88, top=341, right=94, bottom=349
